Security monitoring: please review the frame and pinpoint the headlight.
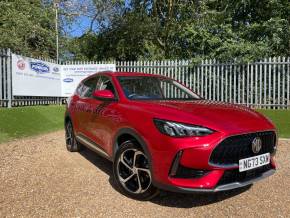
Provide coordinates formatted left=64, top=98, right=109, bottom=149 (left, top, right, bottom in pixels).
left=153, top=119, right=214, bottom=137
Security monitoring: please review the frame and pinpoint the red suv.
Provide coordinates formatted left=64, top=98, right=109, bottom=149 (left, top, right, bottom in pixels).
left=65, top=72, right=277, bottom=200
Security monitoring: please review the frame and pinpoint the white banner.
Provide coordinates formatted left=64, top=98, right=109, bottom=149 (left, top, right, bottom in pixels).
left=61, top=64, right=116, bottom=97
left=12, top=54, right=61, bottom=97
left=12, top=54, right=116, bottom=97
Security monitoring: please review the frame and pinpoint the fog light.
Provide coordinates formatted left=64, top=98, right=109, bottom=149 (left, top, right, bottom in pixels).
left=169, top=151, right=183, bottom=177
left=169, top=151, right=210, bottom=178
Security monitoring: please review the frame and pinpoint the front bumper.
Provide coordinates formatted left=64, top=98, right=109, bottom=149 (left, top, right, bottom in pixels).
left=147, top=130, right=276, bottom=193
left=153, top=169, right=275, bottom=193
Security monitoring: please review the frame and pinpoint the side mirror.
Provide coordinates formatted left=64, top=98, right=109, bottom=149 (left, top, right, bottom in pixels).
left=93, top=90, right=115, bottom=100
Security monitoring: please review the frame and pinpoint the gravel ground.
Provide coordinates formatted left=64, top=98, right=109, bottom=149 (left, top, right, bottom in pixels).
left=0, top=131, right=289, bottom=218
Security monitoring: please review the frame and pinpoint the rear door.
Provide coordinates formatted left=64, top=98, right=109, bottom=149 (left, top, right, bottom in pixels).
left=73, top=76, right=99, bottom=137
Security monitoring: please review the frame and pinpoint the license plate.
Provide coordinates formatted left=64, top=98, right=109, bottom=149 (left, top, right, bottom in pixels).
left=239, top=153, right=270, bottom=172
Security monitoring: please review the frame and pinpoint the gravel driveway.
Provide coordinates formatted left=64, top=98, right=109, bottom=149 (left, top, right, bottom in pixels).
left=0, top=131, right=289, bottom=217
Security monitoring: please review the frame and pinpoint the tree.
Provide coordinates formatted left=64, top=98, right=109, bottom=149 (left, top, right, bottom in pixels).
left=0, top=0, right=56, bottom=58
left=65, top=0, right=290, bottom=61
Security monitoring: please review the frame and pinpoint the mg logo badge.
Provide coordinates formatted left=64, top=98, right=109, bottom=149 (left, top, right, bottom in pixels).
left=252, top=137, right=262, bottom=154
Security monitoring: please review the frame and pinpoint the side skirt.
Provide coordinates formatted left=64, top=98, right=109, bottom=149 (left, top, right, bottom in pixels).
left=76, top=134, right=111, bottom=161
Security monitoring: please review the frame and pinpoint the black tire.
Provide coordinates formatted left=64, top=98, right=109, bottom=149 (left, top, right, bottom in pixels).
left=113, top=140, right=159, bottom=200
left=65, top=120, right=82, bottom=152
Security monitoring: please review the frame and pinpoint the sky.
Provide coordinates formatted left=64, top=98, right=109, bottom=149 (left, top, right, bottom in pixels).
left=62, top=0, right=131, bottom=38
left=65, top=16, right=92, bottom=37
left=60, top=0, right=96, bottom=37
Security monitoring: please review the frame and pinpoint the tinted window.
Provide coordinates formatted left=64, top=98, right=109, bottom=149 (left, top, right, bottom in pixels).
left=75, top=83, right=83, bottom=96
left=96, top=76, right=116, bottom=94
left=118, top=76, right=200, bottom=100
left=81, top=77, right=98, bottom=98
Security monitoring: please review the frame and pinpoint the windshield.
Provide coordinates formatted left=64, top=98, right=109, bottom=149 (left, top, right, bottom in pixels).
left=118, top=76, right=200, bottom=100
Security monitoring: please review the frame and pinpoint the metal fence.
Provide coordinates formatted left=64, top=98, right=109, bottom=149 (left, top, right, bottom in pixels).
left=1, top=48, right=290, bottom=109
left=117, top=59, right=290, bottom=109
left=0, top=49, right=12, bottom=107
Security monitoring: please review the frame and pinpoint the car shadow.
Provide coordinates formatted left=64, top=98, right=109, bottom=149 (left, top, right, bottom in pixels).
left=79, top=148, right=251, bottom=208
left=151, top=186, right=251, bottom=208
left=79, top=148, right=120, bottom=193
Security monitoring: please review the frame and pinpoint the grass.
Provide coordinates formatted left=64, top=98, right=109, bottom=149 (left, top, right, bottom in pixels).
left=0, top=105, right=65, bottom=144
left=0, top=106, right=289, bottom=144
left=257, top=109, right=290, bottom=138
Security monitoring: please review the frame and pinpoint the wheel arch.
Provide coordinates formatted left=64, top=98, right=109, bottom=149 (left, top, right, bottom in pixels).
left=113, top=128, right=152, bottom=164
left=112, top=128, right=152, bottom=163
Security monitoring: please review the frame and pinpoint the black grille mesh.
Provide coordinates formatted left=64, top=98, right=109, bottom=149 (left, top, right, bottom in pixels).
left=210, top=131, right=276, bottom=166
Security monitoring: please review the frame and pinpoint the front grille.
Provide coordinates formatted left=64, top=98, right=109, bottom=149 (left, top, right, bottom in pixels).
left=210, top=131, right=276, bottom=166
left=217, top=164, right=273, bottom=186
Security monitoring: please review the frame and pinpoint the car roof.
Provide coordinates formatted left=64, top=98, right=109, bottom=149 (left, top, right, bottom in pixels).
left=81, top=71, right=168, bottom=84
left=95, top=71, right=166, bottom=78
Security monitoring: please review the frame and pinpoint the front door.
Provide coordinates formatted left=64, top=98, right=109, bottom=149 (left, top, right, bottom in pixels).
left=87, top=75, right=119, bottom=155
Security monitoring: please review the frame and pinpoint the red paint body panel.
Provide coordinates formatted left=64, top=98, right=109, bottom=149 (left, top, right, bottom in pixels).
left=66, top=71, right=277, bottom=191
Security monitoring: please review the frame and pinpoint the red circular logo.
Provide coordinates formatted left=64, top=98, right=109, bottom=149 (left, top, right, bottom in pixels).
left=17, top=60, right=25, bottom=70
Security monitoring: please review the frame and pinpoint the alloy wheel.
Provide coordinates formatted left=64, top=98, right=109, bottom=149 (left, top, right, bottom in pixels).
left=65, top=120, right=81, bottom=152
left=65, top=121, right=74, bottom=147
left=116, top=148, right=152, bottom=194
